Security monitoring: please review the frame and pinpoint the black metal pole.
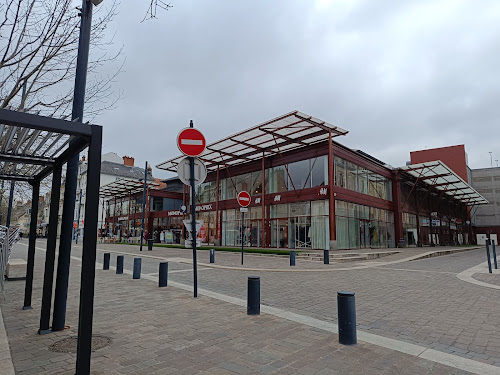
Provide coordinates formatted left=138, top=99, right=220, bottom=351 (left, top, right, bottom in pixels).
left=23, top=181, right=39, bottom=310
left=337, top=291, right=357, bottom=345
left=140, top=161, right=147, bottom=251
left=247, top=276, right=260, bottom=315
left=52, top=0, right=93, bottom=333
left=103, top=253, right=110, bottom=270
left=75, top=188, right=82, bottom=244
left=159, top=262, right=168, bottom=287
left=493, top=240, right=498, bottom=269
left=5, top=181, right=14, bottom=227
left=486, top=240, right=493, bottom=274
left=290, top=250, right=296, bottom=266
left=75, top=124, right=102, bottom=375
left=0, top=180, right=4, bottom=224
left=38, top=165, right=62, bottom=334
left=116, top=255, right=124, bottom=274
left=241, top=211, right=244, bottom=265
left=190, top=120, right=198, bottom=298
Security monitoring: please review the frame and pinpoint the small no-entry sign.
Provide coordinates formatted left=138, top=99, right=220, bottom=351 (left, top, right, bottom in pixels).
left=237, top=191, right=251, bottom=207
left=177, top=128, right=206, bottom=157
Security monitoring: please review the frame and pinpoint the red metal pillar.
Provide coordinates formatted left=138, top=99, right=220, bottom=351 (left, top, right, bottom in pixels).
left=261, top=153, right=266, bottom=248
left=215, top=164, right=220, bottom=245
left=328, top=131, right=337, bottom=250
left=392, top=170, right=404, bottom=247
left=112, top=197, right=116, bottom=236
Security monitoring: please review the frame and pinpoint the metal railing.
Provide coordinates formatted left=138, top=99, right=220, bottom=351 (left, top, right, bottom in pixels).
left=0, top=225, right=20, bottom=291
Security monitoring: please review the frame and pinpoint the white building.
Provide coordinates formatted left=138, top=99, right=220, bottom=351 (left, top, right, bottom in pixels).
left=74, top=152, right=153, bottom=238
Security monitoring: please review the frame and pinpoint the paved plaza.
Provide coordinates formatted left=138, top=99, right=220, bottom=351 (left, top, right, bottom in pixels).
left=1, top=240, right=500, bottom=374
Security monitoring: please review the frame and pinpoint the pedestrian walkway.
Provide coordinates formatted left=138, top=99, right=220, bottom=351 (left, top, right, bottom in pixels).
left=0, top=241, right=498, bottom=374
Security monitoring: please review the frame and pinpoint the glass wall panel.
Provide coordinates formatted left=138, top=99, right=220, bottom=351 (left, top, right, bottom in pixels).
left=251, top=171, right=263, bottom=195
left=270, top=204, right=288, bottom=218
left=334, top=157, right=346, bottom=188
left=336, top=216, right=349, bottom=249
left=235, top=173, right=252, bottom=194
left=290, top=202, right=310, bottom=216
left=346, top=162, right=357, bottom=191
left=349, top=218, right=360, bottom=248
left=358, top=168, right=369, bottom=195
left=311, top=156, right=328, bottom=187
left=288, top=159, right=310, bottom=190
left=267, top=165, right=288, bottom=193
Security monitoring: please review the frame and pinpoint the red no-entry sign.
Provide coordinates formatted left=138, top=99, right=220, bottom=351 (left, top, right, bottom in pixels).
left=177, top=128, right=206, bottom=157
left=237, top=191, right=251, bottom=207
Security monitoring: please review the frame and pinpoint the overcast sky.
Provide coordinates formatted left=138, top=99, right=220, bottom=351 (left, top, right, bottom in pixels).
left=94, top=0, right=500, bottom=178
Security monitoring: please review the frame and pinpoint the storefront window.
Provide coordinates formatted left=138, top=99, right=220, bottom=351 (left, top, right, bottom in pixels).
left=346, top=162, right=357, bottom=191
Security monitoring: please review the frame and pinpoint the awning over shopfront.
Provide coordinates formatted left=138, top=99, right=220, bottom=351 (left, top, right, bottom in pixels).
left=99, top=178, right=159, bottom=200
left=399, top=160, right=488, bottom=205
left=156, top=110, right=348, bottom=172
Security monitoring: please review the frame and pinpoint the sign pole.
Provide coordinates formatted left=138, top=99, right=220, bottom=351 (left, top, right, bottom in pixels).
left=190, top=120, right=198, bottom=298
left=241, top=210, right=244, bottom=265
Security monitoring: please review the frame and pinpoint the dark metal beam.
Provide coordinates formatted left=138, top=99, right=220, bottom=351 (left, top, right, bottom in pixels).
left=38, top=164, right=62, bottom=334
left=0, top=108, right=93, bottom=137
left=0, top=154, right=55, bottom=165
left=23, top=181, right=39, bottom=310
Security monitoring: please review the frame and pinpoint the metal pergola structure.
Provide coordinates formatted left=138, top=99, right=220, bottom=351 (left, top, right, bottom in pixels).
left=0, top=108, right=102, bottom=374
left=99, top=178, right=159, bottom=200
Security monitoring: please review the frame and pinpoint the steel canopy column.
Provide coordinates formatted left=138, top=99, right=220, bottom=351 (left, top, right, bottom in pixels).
left=53, top=0, right=93, bottom=332
left=75, top=125, right=102, bottom=374
left=215, top=164, right=220, bottom=246
left=39, top=164, right=62, bottom=334
left=6, top=181, right=14, bottom=226
left=261, top=153, right=266, bottom=248
left=392, top=170, right=404, bottom=247
left=328, top=131, right=337, bottom=250
left=23, top=181, right=40, bottom=310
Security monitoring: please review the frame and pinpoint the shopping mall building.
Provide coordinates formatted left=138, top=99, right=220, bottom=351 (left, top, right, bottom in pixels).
left=101, top=111, right=487, bottom=250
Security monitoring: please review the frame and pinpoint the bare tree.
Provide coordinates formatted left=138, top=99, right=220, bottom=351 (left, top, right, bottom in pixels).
left=0, top=0, right=123, bottom=120
left=143, top=0, right=172, bottom=22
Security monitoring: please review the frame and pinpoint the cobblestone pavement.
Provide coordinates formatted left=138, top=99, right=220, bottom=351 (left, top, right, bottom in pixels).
left=0, top=240, right=498, bottom=374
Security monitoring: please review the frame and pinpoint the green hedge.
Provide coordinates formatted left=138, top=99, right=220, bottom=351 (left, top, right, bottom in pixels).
left=116, top=242, right=296, bottom=255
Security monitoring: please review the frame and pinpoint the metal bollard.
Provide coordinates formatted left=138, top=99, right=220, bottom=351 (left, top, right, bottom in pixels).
left=324, top=249, right=330, bottom=265
left=103, top=253, right=110, bottom=270
left=290, top=251, right=296, bottom=266
left=147, top=239, right=154, bottom=251
left=133, top=258, right=142, bottom=279
left=492, top=240, right=498, bottom=269
left=210, top=249, right=215, bottom=264
left=486, top=240, right=493, bottom=273
left=247, top=276, right=260, bottom=315
left=338, top=291, right=357, bottom=345
left=116, top=255, right=124, bottom=274
left=159, top=262, right=168, bottom=287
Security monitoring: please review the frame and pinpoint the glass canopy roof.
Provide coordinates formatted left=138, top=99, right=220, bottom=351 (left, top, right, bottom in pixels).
left=399, top=160, right=488, bottom=205
left=156, top=110, right=348, bottom=173
left=99, top=178, right=159, bottom=200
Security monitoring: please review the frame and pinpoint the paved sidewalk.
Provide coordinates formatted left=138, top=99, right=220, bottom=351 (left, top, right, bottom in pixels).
left=0, top=240, right=484, bottom=374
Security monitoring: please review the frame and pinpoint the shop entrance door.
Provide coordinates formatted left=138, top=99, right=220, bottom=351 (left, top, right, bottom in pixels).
left=360, top=220, right=370, bottom=248
left=271, top=219, right=288, bottom=248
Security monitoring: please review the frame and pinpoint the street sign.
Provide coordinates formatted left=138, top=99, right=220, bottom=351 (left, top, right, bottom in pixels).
left=177, top=128, right=206, bottom=157
left=240, top=207, right=248, bottom=213
left=183, top=219, right=204, bottom=239
left=177, top=157, right=207, bottom=186
left=237, top=191, right=251, bottom=207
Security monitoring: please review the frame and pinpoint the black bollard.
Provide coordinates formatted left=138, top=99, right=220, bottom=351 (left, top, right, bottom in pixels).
left=159, top=262, right=168, bottom=287
left=486, top=240, right=493, bottom=273
left=116, top=255, right=124, bottom=274
left=133, top=258, right=142, bottom=279
left=492, top=240, right=498, bottom=270
left=324, top=249, right=330, bottom=265
left=147, top=239, right=154, bottom=251
left=290, top=251, right=296, bottom=266
left=210, top=249, right=215, bottom=264
left=247, top=276, right=260, bottom=315
left=103, top=253, right=110, bottom=270
left=337, top=291, right=357, bottom=345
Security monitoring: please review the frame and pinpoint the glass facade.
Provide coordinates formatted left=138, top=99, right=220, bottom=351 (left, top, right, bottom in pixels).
left=334, top=156, right=392, bottom=201
left=335, top=201, right=395, bottom=249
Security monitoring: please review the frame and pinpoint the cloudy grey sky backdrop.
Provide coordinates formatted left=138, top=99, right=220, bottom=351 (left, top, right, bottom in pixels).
left=95, top=0, right=500, bottom=178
